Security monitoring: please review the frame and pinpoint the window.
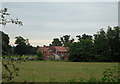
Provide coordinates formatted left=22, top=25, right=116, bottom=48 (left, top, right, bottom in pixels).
left=48, top=50, right=49, bottom=54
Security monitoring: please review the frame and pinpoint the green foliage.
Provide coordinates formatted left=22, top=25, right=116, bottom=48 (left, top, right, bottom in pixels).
left=76, top=34, right=92, bottom=41
left=0, top=31, right=11, bottom=55
left=69, top=26, right=120, bottom=62
left=0, top=8, right=23, bottom=26
left=2, top=59, right=20, bottom=82
left=67, top=78, right=77, bottom=84
left=94, top=29, right=110, bottom=62
left=94, top=26, right=120, bottom=62
left=106, top=26, right=120, bottom=62
left=67, top=66, right=118, bottom=83
left=50, top=35, right=74, bottom=47
left=78, top=77, right=86, bottom=82
left=60, top=35, right=74, bottom=47
left=69, top=35, right=95, bottom=62
left=0, top=8, right=23, bottom=82
left=101, top=66, right=118, bottom=82
left=14, top=36, right=35, bottom=56
left=15, top=36, right=26, bottom=45
left=49, top=77, right=56, bottom=83
left=51, top=38, right=62, bottom=46
left=37, top=50, right=43, bottom=60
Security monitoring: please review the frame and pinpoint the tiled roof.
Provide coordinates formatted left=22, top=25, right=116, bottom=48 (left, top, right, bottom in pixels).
left=55, top=46, right=69, bottom=52
left=39, top=47, right=49, bottom=52
left=38, top=46, right=69, bottom=52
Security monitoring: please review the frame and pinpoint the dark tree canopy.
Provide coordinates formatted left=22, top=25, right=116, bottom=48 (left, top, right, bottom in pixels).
left=106, top=26, right=120, bottom=61
left=76, top=34, right=92, bottom=41
left=69, top=26, right=120, bottom=62
left=69, top=35, right=95, bottom=62
left=0, top=31, right=11, bottom=55
left=51, top=38, right=62, bottom=46
left=94, top=29, right=110, bottom=61
left=60, top=35, right=74, bottom=47
left=14, top=36, right=35, bottom=56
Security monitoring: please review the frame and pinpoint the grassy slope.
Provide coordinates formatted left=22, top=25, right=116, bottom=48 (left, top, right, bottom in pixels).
left=8, top=60, right=118, bottom=82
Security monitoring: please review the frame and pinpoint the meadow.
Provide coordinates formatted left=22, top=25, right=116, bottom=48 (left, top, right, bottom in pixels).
left=2, top=60, right=118, bottom=82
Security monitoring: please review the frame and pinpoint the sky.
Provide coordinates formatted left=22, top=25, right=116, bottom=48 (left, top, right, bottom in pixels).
left=1, top=2, right=118, bottom=47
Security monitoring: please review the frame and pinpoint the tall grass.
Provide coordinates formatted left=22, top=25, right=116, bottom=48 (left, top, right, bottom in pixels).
left=2, top=60, right=118, bottom=82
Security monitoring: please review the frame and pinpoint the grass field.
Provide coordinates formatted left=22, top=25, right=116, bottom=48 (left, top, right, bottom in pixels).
left=2, top=60, right=118, bottom=82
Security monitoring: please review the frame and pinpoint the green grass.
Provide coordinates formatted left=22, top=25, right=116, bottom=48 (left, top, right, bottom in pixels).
left=2, top=55, right=37, bottom=59
left=2, top=60, right=118, bottom=82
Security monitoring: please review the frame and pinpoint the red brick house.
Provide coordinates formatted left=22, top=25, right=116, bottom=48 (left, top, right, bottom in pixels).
left=38, top=46, right=69, bottom=60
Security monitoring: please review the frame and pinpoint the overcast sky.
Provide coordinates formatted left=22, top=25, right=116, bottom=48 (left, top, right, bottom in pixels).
left=1, top=2, right=118, bottom=46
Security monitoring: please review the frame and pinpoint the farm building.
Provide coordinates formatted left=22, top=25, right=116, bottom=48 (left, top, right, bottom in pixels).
left=38, top=46, right=69, bottom=60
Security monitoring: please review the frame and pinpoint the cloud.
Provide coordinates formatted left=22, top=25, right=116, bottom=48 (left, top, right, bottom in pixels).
left=2, top=2, right=118, bottom=46
left=3, top=0, right=120, bottom=2
left=9, top=38, right=52, bottom=46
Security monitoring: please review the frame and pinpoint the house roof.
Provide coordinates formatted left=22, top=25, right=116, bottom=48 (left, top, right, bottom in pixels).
left=39, top=47, right=49, bottom=52
left=38, top=46, right=69, bottom=52
left=55, top=46, right=69, bottom=52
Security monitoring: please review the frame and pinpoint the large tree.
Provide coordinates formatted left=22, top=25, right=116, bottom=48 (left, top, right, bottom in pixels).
left=14, top=36, right=34, bottom=55
left=0, top=31, right=11, bottom=55
left=106, top=26, right=120, bottom=62
left=14, top=36, right=28, bottom=55
left=69, top=34, right=94, bottom=62
left=94, top=29, right=110, bottom=62
left=51, top=38, right=62, bottom=46
left=60, top=35, right=74, bottom=47
left=76, top=34, right=92, bottom=41
left=93, top=26, right=120, bottom=62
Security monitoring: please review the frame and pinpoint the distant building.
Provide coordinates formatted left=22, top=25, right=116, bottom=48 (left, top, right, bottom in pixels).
left=37, top=46, right=69, bottom=60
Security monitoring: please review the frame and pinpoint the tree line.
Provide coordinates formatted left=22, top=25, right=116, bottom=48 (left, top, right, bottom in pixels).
left=1, top=26, right=120, bottom=62
left=1, top=31, right=40, bottom=56
left=50, top=26, right=120, bottom=62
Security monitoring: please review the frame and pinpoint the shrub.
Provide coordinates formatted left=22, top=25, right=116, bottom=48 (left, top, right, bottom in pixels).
left=37, top=50, right=44, bottom=60
left=101, top=66, right=118, bottom=82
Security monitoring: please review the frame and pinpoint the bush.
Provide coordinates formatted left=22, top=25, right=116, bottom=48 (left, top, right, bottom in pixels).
left=101, top=66, right=118, bottom=82
left=37, top=50, right=44, bottom=60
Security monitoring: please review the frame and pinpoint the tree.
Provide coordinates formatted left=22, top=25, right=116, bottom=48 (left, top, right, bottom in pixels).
left=51, top=38, right=62, bottom=46
left=0, top=8, right=23, bottom=82
left=0, top=31, right=11, bottom=55
left=106, top=26, right=120, bottom=62
left=69, top=34, right=94, bottom=62
left=37, top=49, right=44, bottom=60
left=15, top=36, right=26, bottom=45
left=60, top=35, right=74, bottom=47
left=14, top=36, right=27, bottom=55
left=0, top=8, right=23, bottom=26
left=32, top=46, right=40, bottom=55
left=94, top=26, right=120, bottom=62
left=94, top=29, right=110, bottom=62
left=14, top=36, right=35, bottom=55
left=76, top=34, right=92, bottom=41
